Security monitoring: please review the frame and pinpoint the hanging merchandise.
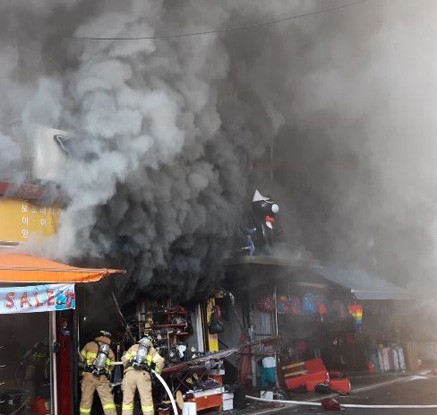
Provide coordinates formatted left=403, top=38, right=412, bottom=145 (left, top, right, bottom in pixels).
left=290, top=296, right=302, bottom=315
left=318, top=304, right=327, bottom=323
left=207, top=298, right=220, bottom=351
left=348, top=303, right=363, bottom=332
left=302, top=292, right=317, bottom=315
left=378, top=346, right=393, bottom=372
left=238, top=332, right=252, bottom=385
left=331, top=300, right=348, bottom=320
left=257, top=295, right=275, bottom=312
left=315, top=295, right=328, bottom=321
left=392, top=345, right=406, bottom=372
left=208, top=306, right=224, bottom=334
left=277, top=296, right=289, bottom=313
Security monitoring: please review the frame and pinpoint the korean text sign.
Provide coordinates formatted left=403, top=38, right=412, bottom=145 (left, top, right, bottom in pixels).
left=0, top=199, right=61, bottom=242
left=0, top=283, right=75, bottom=314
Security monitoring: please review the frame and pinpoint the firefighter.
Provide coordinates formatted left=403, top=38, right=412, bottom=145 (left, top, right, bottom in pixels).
left=79, top=331, right=117, bottom=415
left=19, top=342, right=50, bottom=414
left=121, top=336, right=165, bottom=415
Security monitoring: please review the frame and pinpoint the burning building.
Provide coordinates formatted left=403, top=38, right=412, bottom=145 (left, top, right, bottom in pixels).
left=1, top=0, right=437, bottom=412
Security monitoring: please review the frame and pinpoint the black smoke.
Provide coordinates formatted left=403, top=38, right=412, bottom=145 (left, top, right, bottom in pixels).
left=1, top=0, right=437, bottom=305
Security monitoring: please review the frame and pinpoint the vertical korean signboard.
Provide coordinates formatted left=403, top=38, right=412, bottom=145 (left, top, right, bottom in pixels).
left=0, top=199, right=61, bottom=242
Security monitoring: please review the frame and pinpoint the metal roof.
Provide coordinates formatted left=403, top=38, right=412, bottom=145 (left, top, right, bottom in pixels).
left=311, top=265, right=409, bottom=300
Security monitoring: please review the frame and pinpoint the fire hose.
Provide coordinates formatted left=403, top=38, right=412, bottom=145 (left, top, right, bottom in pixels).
left=111, top=362, right=178, bottom=415
left=247, top=394, right=437, bottom=409
left=152, top=369, right=179, bottom=415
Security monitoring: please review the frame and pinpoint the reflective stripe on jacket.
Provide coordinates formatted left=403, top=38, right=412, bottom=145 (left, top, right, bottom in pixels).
left=80, top=336, right=115, bottom=374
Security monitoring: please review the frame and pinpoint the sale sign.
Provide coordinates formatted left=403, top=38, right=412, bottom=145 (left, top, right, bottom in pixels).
left=0, top=283, right=75, bottom=314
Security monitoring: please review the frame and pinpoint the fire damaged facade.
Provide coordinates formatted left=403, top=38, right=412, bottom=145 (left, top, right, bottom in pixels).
left=1, top=1, right=437, bottom=414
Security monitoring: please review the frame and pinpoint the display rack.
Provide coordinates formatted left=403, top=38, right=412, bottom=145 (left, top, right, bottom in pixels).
left=150, top=310, right=189, bottom=348
left=136, top=300, right=192, bottom=366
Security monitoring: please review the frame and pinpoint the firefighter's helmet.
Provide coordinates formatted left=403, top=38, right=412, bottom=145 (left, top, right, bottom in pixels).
left=99, top=330, right=112, bottom=339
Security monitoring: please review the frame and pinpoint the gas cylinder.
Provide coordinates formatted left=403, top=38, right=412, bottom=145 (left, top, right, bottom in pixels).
left=31, top=397, right=50, bottom=415
left=368, top=360, right=375, bottom=374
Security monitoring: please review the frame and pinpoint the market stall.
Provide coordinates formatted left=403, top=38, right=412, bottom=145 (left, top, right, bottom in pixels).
left=0, top=253, right=124, bottom=415
left=126, top=296, right=279, bottom=413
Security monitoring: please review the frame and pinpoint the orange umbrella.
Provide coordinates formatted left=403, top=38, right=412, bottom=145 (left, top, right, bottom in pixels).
left=0, top=253, right=126, bottom=283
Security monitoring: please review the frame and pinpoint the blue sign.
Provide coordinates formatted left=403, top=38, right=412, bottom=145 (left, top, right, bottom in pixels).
left=0, top=283, right=75, bottom=314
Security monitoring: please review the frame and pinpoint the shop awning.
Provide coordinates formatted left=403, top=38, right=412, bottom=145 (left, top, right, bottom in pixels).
left=0, top=253, right=126, bottom=283
left=311, top=265, right=409, bottom=300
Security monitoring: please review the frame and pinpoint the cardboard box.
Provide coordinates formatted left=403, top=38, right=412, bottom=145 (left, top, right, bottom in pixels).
left=222, top=393, right=234, bottom=401
left=260, top=390, right=273, bottom=400
left=182, top=402, right=196, bottom=415
left=223, top=399, right=234, bottom=411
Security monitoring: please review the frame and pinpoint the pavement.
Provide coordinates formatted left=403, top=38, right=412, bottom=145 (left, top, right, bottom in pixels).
left=224, top=372, right=437, bottom=415
left=331, top=373, right=437, bottom=414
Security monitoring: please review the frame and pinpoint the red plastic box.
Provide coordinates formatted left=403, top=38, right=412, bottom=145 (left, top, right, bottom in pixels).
left=329, top=378, right=351, bottom=395
left=284, top=358, right=329, bottom=391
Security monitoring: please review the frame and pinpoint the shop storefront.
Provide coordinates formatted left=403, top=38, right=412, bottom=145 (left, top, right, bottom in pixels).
left=116, top=292, right=278, bottom=413
left=0, top=253, right=123, bottom=415
left=224, top=257, right=410, bottom=392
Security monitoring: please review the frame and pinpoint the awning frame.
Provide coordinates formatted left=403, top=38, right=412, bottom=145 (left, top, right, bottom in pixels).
left=0, top=253, right=126, bottom=284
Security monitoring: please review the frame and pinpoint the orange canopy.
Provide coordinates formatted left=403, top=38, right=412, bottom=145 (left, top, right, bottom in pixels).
left=0, top=253, right=126, bottom=283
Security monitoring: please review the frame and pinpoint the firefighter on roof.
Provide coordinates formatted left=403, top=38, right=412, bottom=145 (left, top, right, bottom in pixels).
left=121, top=336, right=165, bottom=415
left=79, top=331, right=116, bottom=415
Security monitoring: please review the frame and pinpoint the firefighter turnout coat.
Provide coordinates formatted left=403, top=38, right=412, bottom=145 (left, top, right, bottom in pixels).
left=121, top=344, right=165, bottom=415
left=79, top=336, right=116, bottom=415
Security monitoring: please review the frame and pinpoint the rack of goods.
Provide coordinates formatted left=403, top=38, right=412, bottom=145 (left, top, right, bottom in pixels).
left=152, top=308, right=190, bottom=342
left=133, top=300, right=250, bottom=412
left=135, top=302, right=194, bottom=367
